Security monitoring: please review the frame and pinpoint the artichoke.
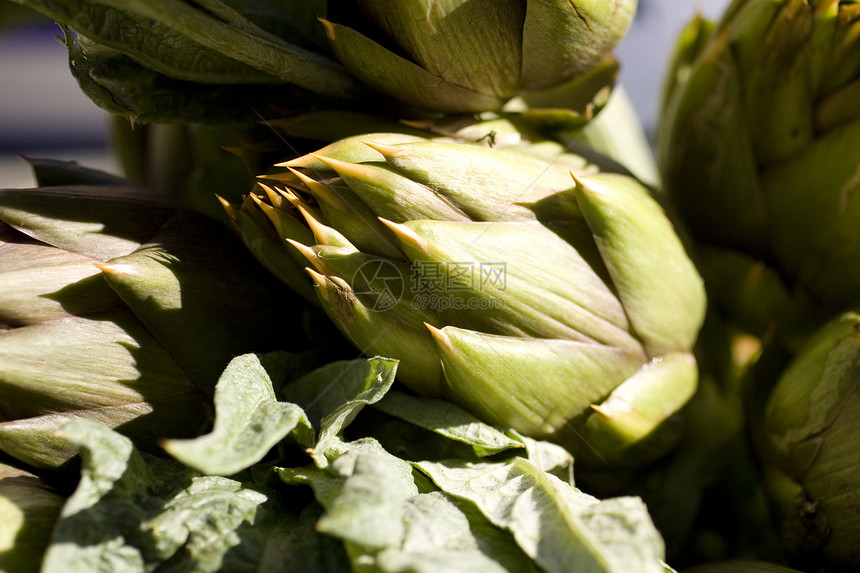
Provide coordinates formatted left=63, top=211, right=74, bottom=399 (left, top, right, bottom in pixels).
left=223, top=134, right=706, bottom=466
left=14, top=0, right=635, bottom=121
left=322, top=0, right=635, bottom=113
left=760, top=311, right=860, bottom=572
left=0, top=162, right=316, bottom=468
left=658, top=0, right=860, bottom=328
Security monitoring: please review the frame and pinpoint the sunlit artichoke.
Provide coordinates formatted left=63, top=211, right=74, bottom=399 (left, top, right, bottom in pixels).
left=760, top=311, right=860, bottom=572
left=223, top=134, right=706, bottom=466
left=322, top=0, right=636, bottom=112
left=15, top=0, right=635, bottom=122
left=0, top=162, right=314, bottom=468
left=659, top=0, right=860, bottom=330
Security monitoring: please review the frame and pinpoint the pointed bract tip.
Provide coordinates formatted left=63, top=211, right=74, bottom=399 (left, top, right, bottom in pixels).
left=257, top=182, right=286, bottom=209
left=305, top=267, right=329, bottom=299
left=378, top=218, right=427, bottom=253
left=95, top=262, right=136, bottom=276
left=285, top=239, right=321, bottom=268
left=318, top=17, right=336, bottom=39
left=309, top=153, right=356, bottom=175
left=425, top=323, right=454, bottom=351
left=360, top=141, right=401, bottom=159
left=570, top=171, right=590, bottom=190
left=289, top=168, right=347, bottom=211
left=250, top=193, right=277, bottom=219
left=590, top=404, right=613, bottom=418
left=216, top=195, right=239, bottom=224
left=294, top=203, right=333, bottom=245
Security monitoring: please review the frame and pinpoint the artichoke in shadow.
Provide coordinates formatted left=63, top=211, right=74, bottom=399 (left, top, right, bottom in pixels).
left=759, top=311, right=860, bottom=572
left=659, top=0, right=860, bottom=334
left=0, top=161, right=315, bottom=469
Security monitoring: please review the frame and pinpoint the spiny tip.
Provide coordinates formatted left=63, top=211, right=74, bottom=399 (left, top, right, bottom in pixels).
left=378, top=218, right=426, bottom=252
left=360, top=141, right=401, bottom=159
left=424, top=323, right=453, bottom=351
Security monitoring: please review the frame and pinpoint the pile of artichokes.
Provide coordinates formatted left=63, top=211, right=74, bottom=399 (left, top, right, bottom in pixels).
left=1, top=0, right=859, bottom=571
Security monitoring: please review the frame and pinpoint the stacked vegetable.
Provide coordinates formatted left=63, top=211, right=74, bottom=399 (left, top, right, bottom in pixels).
left=0, top=0, right=858, bottom=571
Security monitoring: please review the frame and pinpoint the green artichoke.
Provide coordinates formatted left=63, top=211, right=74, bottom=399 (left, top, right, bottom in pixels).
left=14, top=0, right=634, bottom=121
left=0, top=162, right=315, bottom=468
left=659, top=0, right=860, bottom=329
left=760, top=311, right=860, bottom=572
left=322, top=0, right=635, bottom=113
left=223, top=135, right=706, bottom=467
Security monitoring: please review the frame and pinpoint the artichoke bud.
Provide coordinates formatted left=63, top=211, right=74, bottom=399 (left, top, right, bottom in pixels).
left=231, top=137, right=706, bottom=465
left=1, top=184, right=312, bottom=468
left=762, top=312, right=860, bottom=570
left=322, top=0, right=636, bottom=113
left=660, top=0, right=860, bottom=318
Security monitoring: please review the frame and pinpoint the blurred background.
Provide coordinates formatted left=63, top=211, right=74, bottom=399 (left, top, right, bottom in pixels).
left=0, top=0, right=732, bottom=188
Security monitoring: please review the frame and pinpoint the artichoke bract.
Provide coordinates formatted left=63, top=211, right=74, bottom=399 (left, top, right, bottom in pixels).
left=659, top=0, right=860, bottom=326
left=761, top=312, right=860, bottom=572
left=224, top=135, right=706, bottom=467
left=323, top=0, right=636, bottom=113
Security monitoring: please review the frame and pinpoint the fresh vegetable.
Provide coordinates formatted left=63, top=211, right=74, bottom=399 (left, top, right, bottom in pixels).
left=223, top=134, right=706, bottom=467
left=658, top=0, right=860, bottom=334
left=759, top=312, right=860, bottom=572
left=0, top=160, right=319, bottom=468
left=321, top=0, right=634, bottom=113
left=10, top=0, right=634, bottom=121
left=1, top=347, right=674, bottom=573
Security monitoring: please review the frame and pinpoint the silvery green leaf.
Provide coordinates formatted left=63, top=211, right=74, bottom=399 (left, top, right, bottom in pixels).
left=372, top=391, right=524, bottom=457
left=279, top=439, right=538, bottom=573
left=40, top=420, right=298, bottom=573
left=316, top=448, right=420, bottom=551
left=281, top=357, right=398, bottom=465
left=162, top=353, right=314, bottom=476
left=510, top=430, right=576, bottom=485
left=416, top=457, right=666, bottom=573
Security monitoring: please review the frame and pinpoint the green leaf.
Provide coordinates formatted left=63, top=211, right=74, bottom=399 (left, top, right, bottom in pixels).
left=278, top=439, right=539, bottom=573
left=510, top=431, right=576, bottom=485
left=416, top=457, right=666, bottom=573
left=163, top=353, right=314, bottom=476
left=41, top=420, right=298, bottom=573
left=61, top=30, right=326, bottom=124
left=372, top=391, right=524, bottom=457
left=280, top=357, right=398, bottom=464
